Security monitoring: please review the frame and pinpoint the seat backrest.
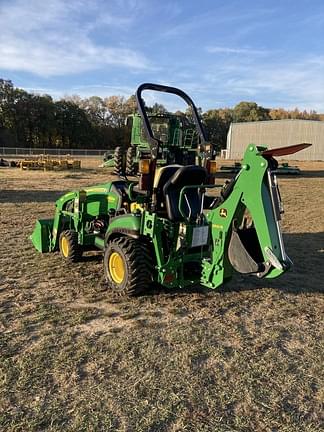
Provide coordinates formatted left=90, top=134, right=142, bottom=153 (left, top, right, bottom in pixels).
left=153, top=165, right=182, bottom=212
left=163, top=165, right=207, bottom=221
left=153, top=165, right=183, bottom=189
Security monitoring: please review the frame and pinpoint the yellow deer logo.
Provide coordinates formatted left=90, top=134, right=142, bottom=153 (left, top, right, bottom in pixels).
left=219, top=208, right=227, bottom=218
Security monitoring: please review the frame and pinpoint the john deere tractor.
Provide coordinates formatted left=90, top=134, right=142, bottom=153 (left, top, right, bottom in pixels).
left=113, top=94, right=201, bottom=176
left=30, top=83, right=310, bottom=295
left=118, top=113, right=199, bottom=175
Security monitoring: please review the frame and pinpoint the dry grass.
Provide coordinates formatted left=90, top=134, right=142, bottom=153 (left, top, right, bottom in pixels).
left=0, top=163, right=323, bottom=431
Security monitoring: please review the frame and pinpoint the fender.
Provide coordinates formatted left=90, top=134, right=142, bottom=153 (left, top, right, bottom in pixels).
left=105, top=213, right=142, bottom=244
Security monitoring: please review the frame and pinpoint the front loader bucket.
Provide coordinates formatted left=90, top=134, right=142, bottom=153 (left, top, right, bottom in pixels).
left=30, top=219, right=54, bottom=252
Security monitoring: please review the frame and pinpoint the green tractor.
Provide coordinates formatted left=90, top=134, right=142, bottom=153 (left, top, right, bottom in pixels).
left=113, top=102, right=201, bottom=176
left=121, top=113, right=199, bottom=175
left=30, top=83, right=310, bottom=295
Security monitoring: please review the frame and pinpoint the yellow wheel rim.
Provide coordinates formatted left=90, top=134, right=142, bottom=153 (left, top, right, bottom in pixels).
left=61, top=236, right=70, bottom=257
left=109, top=251, right=125, bottom=284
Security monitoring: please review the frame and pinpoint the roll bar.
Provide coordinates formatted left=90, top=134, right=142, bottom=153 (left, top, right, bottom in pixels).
left=135, top=83, right=208, bottom=157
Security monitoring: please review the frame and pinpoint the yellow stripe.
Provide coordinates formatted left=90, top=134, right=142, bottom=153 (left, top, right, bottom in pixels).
left=84, top=187, right=109, bottom=193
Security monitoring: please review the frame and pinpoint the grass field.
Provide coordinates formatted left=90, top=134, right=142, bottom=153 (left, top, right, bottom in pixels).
left=0, top=161, right=323, bottom=431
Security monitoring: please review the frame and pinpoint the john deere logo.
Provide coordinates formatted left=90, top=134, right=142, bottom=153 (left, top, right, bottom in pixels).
left=219, top=208, right=227, bottom=218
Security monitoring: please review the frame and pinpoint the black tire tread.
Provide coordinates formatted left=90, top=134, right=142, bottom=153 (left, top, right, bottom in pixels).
left=104, top=236, right=153, bottom=296
left=113, top=146, right=124, bottom=176
left=125, top=146, right=136, bottom=175
left=59, top=230, right=82, bottom=262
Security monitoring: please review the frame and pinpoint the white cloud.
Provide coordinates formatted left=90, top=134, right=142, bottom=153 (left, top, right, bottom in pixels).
left=2, top=0, right=323, bottom=113
left=0, top=0, right=152, bottom=77
left=206, top=46, right=269, bottom=55
left=66, top=84, right=136, bottom=99
left=201, top=55, right=324, bottom=111
left=25, top=84, right=136, bottom=100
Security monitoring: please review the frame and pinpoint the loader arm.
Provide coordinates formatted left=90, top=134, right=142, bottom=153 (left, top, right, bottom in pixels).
left=201, top=143, right=310, bottom=289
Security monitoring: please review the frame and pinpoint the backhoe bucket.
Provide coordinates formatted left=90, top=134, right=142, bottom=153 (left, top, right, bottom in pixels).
left=30, top=219, right=53, bottom=252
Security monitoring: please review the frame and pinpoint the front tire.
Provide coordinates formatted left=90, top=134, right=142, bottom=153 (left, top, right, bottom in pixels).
left=59, top=230, right=82, bottom=262
left=104, top=237, right=152, bottom=296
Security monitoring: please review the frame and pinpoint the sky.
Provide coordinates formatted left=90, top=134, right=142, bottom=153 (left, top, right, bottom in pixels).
left=1, top=0, right=324, bottom=112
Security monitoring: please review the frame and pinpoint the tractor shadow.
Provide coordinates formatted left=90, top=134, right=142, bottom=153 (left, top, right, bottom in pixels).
left=215, top=231, right=324, bottom=295
left=80, top=252, right=103, bottom=263
left=51, top=231, right=323, bottom=335
left=144, top=232, right=324, bottom=297
left=77, top=231, right=324, bottom=298
left=0, top=190, right=65, bottom=203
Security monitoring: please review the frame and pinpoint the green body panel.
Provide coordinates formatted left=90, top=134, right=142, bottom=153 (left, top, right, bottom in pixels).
left=106, top=214, right=141, bottom=239
left=94, top=236, right=105, bottom=250
left=140, top=211, right=210, bottom=287
left=30, top=181, right=122, bottom=252
left=102, top=159, right=115, bottom=168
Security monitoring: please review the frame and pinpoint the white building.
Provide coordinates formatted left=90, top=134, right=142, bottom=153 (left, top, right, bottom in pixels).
left=226, top=119, right=324, bottom=160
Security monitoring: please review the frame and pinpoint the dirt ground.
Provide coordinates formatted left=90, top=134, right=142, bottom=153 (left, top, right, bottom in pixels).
left=0, top=160, right=323, bottom=432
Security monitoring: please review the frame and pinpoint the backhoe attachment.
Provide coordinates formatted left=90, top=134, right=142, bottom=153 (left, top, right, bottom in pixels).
left=201, top=143, right=311, bottom=289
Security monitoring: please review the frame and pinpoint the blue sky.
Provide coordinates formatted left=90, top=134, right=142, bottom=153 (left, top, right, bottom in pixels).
left=1, top=0, right=324, bottom=111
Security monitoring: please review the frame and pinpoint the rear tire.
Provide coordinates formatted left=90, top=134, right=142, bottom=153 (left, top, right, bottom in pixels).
left=113, top=146, right=124, bottom=176
left=125, top=146, right=136, bottom=175
left=104, top=237, right=153, bottom=296
left=59, top=230, right=82, bottom=262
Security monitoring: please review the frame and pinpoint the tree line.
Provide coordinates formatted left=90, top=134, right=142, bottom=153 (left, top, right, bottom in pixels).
left=0, top=79, right=322, bottom=151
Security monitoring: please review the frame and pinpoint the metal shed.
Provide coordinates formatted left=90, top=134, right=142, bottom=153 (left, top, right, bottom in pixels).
left=226, top=119, right=324, bottom=160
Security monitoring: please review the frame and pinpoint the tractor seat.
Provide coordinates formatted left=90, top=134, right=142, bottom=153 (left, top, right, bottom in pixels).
left=163, top=165, right=207, bottom=222
left=153, top=165, right=183, bottom=189
left=153, top=165, right=182, bottom=212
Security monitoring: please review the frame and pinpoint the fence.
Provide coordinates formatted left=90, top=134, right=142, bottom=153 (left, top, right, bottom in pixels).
left=0, top=147, right=113, bottom=158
